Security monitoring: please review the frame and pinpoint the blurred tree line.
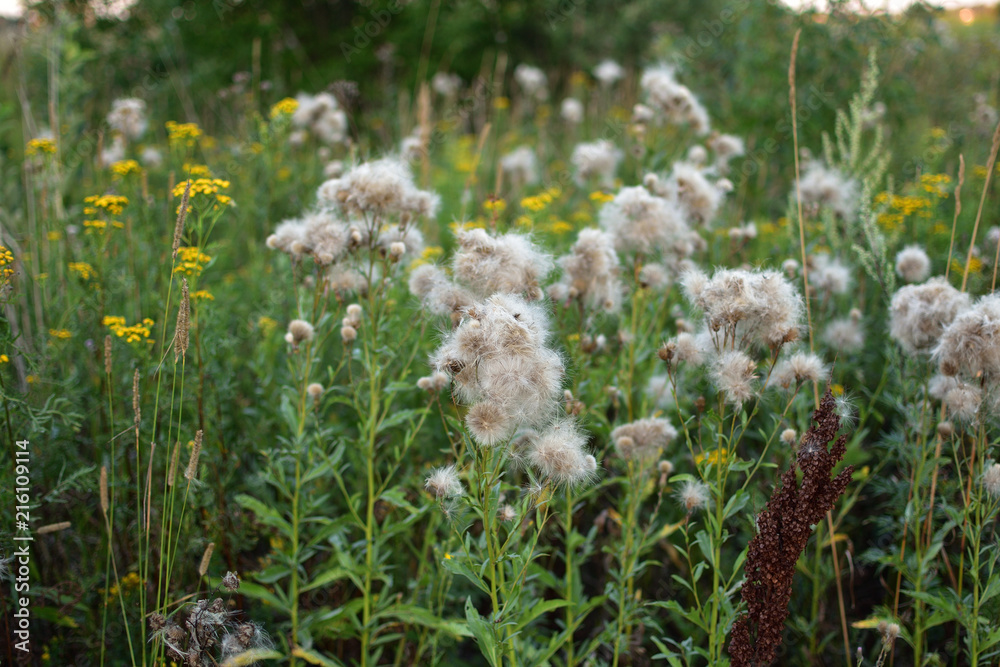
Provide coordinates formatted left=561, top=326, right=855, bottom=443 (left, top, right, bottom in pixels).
left=3, top=0, right=999, bottom=211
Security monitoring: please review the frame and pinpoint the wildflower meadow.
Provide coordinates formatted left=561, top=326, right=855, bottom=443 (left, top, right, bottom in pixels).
left=1, top=1, right=1000, bottom=665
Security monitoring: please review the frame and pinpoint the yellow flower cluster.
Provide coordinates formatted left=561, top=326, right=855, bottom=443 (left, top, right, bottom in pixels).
left=174, top=246, right=212, bottom=276
left=183, top=163, right=212, bottom=178
left=589, top=191, right=615, bottom=204
left=84, top=194, right=129, bottom=216
left=83, top=220, right=125, bottom=233
left=191, top=290, right=214, bottom=301
left=173, top=178, right=233, bottom=208
left=0, top=354, right=8, bottom=363
left=26, top=138, right=57, bottom=157
left=69, top=262, right=96, bottom=281
left=919, top=173, right=951, bottom=197
left=103, top=316, right=154, bottom=344
left=0, top=245, right=14, bottom=280
left=483, top=198, right=507, bottom=213
left=520, top=187, right=561, bottom=212
left=875, top=192, right=933, bottom=231
left=951, top=256, right=983, bottom=276
left=110, top=160, right=141, bottom=179
left=106, top=571, right=142, bottom=600
left=270, top=97, right=299, bottom=118
left=49, top=329, right=72, bottom=339
left=257, top=316, right=278, bottom=335
left=166, top=121, right=202, bottom=147
left=539, top=218, right=573, bottom=234
left=695, top=447, right=729, bottom=466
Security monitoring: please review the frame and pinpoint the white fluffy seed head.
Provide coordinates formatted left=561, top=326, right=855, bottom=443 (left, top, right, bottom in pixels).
left=677, top=480, right=710, bottom=513
left=452, top=227, right=553, bottom=298
left=890, top=277, right=970, bottom=356
left=771, top=352, right=828, bottom=390
left=823, top=317, right=865, bottom=351
left=933, top=294, right=1000, bottom=381
left=425, top=465, right=463, bottom=498
left=712, top=350, right=758, bottom=405
left=610, top=418, right=677, bottom=460
left=526, top=418, right=594, bottom=486
left=983, top=462, right=1000, bottom=498
left=780, top=428, right=797, bottom=445
left=571, top=140, right=622, bottom=187
left=287, top=319, right=314, bottom=345
left=465, top=401, right=514, bottom=448
left=895, top=245, right=931, bottom=283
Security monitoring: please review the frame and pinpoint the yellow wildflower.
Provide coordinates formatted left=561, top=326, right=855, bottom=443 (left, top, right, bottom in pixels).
left=493, top=96, right=510, bottom=110
left=183, top=163, right=212, bottom=178
left=589, top=191, right=615, bottom=204
left=483, top=198, right=507, bottom=213
left=258, top=316, right=278, bottom=334
left=47, top=231, right=62, bottom=241
left=84, top=194, right=129, bottom=216
left=104, top=316, right=154, bottom=344
left=0, top=245, right=14, bottom=281
left=422, top=246, right=444, bottom=260
left=25, top=138, right=57, bottom=156
left=270, top=97, right=299, bottom=118
left=695, top=448, right=729, bottom=466
left=0, top=354, right=7, bottom=363
left=951, top=256, right=983, bottom=275
left=165, top=121, right=202, bottom=147
left=520, top=194, right=551, bottom=212
left=191, top=290, right=214, bottom=301
left=49, top=329, right=72, bottom=339
left=69, top=262, right=96, bottom=281
left=110, top=159, right=142, bottom=179
left=174, top=247, right=212, bottom=277
left=920, top=173, right=951, bottom=197
left=514, top=215, right=533, bottom=228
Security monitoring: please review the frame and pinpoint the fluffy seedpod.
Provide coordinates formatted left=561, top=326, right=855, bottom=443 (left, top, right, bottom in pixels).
left=895, top=245, right=931, bottom=283
left=307, top=383, right=323, bottom=404
left=677, top=480, right=710, bottom=513
left=465, top=401, right=514, bottom=447
left=425, top=465, right=463, bottom=498
left=771, top=352, right=828, bottom=390
left=712, top=350, right=758, bottom=405
left=286, top=319, right=315, bottom=347
left=611, top=418, right=677, bottom=460
left=527, top=419, right=594, bottom=485
left=983, top=462, right=1000, bottom=498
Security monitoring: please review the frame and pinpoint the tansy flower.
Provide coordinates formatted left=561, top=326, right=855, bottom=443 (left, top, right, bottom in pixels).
left=26, top=138, right=57, bottom=157
left=69, top=262, right=96, bottom=281
left=104, top=316, right=154, bottom=344
left=165, top=121, right=202, bottom=148
left=173, top=247, right=212, bottom=277
left=84, top=194, right=129, bottom=216
left=270, top=97, right=299, bottom=119
left=110, top=160, right=142, bottom=179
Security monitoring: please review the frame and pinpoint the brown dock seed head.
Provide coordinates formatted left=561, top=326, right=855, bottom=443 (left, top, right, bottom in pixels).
left=729, top=389, right=853, bottom=667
